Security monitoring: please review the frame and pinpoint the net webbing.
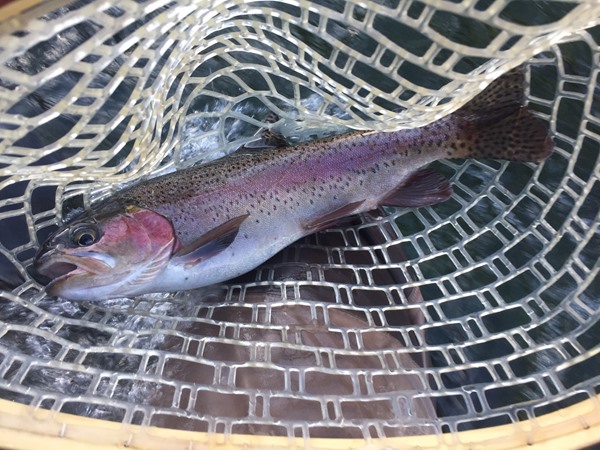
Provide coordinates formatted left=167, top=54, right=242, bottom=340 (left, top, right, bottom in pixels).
left=0, top=0, right=598, bottom=444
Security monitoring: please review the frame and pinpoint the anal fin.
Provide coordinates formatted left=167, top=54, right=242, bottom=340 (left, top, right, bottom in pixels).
left=174, top=214, right=249, bottom=267
left=304, top=200, right=365, bottom=232
left=381, top=168, right=452, bottom=207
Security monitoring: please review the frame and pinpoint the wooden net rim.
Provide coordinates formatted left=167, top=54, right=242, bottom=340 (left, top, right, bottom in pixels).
left=0, top=396, right=599, bottom=449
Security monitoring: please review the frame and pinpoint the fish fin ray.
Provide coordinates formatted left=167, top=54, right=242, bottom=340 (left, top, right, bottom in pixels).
left=173, top=214, right=249, bottom=266
left=451, top=107, right=554, bottom=162
left=459, top=67, right=524, bottom=117
left=450, top=67, right=553, bottom=162
left=381, top=168, right=452, bottom=207
left=304, top=200, right=365, bottom=232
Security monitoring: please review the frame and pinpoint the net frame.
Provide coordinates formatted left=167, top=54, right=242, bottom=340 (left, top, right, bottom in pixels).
left=0, top=0, right=599, bottom=448
left=0, top=396, right=599, bottom=449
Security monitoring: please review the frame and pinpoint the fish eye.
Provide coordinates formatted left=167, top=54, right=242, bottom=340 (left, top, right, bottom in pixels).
left=71, top=226, right=98, bottom=247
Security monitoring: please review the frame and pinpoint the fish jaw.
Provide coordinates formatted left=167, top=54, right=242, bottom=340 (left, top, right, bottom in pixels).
left=36, top=240, right=175, bottom=301
left=33, top=251, right=77, bottom=284
left=33, top=247, right=125, bottom=300
left=35, top=249, right=115, bottom=276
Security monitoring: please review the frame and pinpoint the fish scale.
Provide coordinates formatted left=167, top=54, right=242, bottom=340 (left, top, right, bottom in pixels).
left=32, top=70, right=554, bottom=300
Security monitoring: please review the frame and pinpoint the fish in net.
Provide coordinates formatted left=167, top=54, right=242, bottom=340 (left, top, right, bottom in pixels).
left=0, top=0, right=598, bottom=446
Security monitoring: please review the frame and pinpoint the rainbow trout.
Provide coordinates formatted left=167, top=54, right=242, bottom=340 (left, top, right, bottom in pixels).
left=33, top=70, right=553, bottom=301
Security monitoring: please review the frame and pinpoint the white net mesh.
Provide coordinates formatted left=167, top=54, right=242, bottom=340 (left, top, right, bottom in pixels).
left=0, top=0, right=599, bottom=443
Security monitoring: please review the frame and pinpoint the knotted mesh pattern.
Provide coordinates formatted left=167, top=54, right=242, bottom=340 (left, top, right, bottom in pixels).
left=0, top=0, right=599, bottom=444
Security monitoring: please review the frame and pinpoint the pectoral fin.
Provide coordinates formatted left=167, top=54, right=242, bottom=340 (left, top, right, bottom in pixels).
left=381, top=168, right=452, bottom=207
left=304, top=200, right=365, bottom=232
left=174, top=214, right=249, bottom=266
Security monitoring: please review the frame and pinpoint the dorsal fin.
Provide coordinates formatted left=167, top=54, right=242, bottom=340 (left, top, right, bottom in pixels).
left=243, top=112, right=289, bottom=149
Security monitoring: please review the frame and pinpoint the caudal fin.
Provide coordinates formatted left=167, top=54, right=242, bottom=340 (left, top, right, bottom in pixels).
left=450, top=68, right=554, bottom=163
left=460, top=67, right=526, bottom=115
left=465, top=106, right=553, bottom=162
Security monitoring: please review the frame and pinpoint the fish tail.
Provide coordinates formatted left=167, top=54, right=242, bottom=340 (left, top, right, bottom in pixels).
left=461, top=67, right=526, bottom=115
left=450, top=68, right=554, bottom=163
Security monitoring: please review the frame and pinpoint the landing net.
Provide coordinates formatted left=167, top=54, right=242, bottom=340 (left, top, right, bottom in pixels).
left=0, top=0, right=599, bottom=447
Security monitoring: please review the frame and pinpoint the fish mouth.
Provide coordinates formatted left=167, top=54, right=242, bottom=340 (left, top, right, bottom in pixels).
left=32, top=255, right=78, bottom=286
left=32, top=250, right=114, bottom=288
left=35, top=261, right=78, bottom=283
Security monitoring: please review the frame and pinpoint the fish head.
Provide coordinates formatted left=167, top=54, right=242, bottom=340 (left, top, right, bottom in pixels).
left=33, top=203, right=177, bottom=301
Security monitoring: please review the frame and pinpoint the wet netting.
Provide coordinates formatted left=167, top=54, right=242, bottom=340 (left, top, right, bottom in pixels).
left=0, top=0, right=599, bottom=448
